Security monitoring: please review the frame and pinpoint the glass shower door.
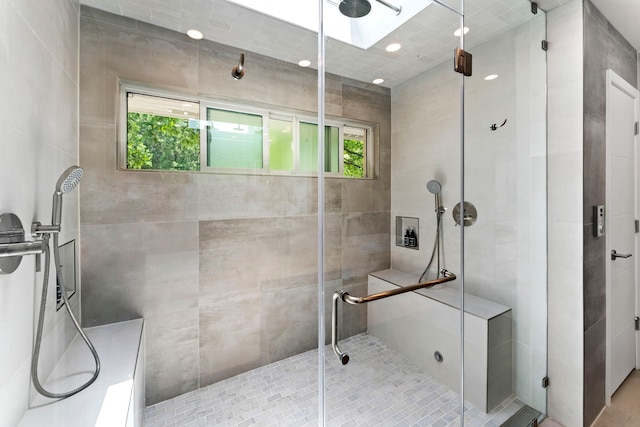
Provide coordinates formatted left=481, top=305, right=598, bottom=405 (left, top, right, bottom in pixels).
left=320, top=0, right=548, bottom=425
left=320, top=0, right=466, bottom=424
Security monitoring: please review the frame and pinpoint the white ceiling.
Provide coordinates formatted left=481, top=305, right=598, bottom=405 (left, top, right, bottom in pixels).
left=80, top=0, right=637, bottom=88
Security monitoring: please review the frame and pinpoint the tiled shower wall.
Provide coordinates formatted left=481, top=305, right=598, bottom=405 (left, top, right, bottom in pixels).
left=391, top=16, right=547, bottom=413
left=78, top=7, right=391, bottom=405
left=582, top=0, right=638, bottom=425
left=0, top=0, right=81, bottom=425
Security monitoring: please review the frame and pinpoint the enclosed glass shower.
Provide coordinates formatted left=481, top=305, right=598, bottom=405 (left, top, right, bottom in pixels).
left=78, top=0, right=547, bottom=425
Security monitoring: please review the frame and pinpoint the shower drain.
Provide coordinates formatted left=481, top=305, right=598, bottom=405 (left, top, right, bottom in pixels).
left=500, top=405, right=542, bottom=427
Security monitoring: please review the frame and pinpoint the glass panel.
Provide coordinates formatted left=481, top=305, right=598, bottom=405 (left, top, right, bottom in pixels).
left=206, top=108, right=263, bottom=169
left=463, top=4, right=548, bottom=423
left=126, top=92, right=200, bottom=171
left=299, top=122, right=339, bottom=173
left=269, top=118, right=294, bottom=171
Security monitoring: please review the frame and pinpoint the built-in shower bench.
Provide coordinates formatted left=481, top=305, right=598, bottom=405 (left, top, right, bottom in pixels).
left=19, top=319, right=145, bottom=427
left=367, top=269, right=512, bottom=413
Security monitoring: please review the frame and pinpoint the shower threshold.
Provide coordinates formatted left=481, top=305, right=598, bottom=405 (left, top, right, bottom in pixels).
left=144, top=333, right=526, bottom=426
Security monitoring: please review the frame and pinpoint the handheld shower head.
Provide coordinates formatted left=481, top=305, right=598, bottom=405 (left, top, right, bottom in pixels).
left=426, top=180, right=442, bottom=195
left=52, top=166, right=83, bottom=227
left=56, top=166, right=83, bottom=194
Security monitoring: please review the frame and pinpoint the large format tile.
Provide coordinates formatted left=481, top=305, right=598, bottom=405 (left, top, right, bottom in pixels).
left=81, top=221, right=199, bottom=326
left=145, top=310, right=199, bottom=405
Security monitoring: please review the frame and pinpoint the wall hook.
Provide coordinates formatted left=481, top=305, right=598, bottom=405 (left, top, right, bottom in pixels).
left=490, top=118, right=507, bottom=131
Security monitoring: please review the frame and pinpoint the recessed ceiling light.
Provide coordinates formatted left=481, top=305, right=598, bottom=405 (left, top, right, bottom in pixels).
left=385, top=43, right=401, bottom=52
left=453, top=27, right=470, bottom=37
left=298, top=59, right=311, bottom=67
left=187, top=29, right=204, bottom=40
left=372, top=78, right=384, bottom=85
left=484, top=74, right=498, bottom=81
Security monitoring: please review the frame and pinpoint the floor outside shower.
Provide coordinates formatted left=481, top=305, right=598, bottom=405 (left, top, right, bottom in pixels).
left=144, top=334, right=526, bottom=426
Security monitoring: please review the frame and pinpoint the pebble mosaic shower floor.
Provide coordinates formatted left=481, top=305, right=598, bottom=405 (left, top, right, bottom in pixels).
left=144, top=333, right=526, bottom=427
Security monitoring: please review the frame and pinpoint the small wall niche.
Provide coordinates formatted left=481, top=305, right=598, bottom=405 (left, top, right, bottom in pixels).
left=56, top=239, right=77, bottom=310
left=395, top=216, right=419, bottom=250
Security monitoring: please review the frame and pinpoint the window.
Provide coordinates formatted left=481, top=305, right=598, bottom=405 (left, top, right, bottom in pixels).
left=299, top=122, right=340, bottom=173
left=126, top=92, right=200, bottom=171
left=122, top=86, right=373, bottom=178
left=343, top=126, right=367, bottom=178
left=269, top=117, right=294, bottom=172
left=206, top=108, right=264, bottom=170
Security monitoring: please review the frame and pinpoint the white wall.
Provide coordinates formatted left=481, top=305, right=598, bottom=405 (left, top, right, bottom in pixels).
left=547, top=0, right=585, bottom=426
left=391, top=16, right=547, bottom=413
left=0, top=0, right=80, bottom=425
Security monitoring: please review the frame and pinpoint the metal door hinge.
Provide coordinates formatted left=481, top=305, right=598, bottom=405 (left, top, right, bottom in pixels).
left=531, top=2, right=538, bottom=14
left=635, top=317, right=639, bottom=331
left=635, top=220, right=639, bottom=233
left=541, top=40, right=548, bottom=51
left=542, top=376, right=549, bottom=388
left=454, top=48, right=472, bottom=76
left=635, top=122, right=639, bottom=136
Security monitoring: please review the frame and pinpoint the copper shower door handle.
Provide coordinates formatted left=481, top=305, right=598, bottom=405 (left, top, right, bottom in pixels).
left=331, top=269, right=456, bottom=365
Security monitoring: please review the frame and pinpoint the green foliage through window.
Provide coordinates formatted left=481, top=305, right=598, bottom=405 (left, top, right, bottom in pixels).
left=344, top=138, right=365, bottom=178
left=127, top=113, right=200, bottom=171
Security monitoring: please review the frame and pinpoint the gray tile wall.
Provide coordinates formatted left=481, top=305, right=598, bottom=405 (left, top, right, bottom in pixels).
left=79, top=7, right=391, bottom=405
left=583, top=1, right=638, bottom=425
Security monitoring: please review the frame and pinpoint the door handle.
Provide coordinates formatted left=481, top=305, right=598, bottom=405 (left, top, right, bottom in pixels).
left=611, top=250, right=632, bottom=260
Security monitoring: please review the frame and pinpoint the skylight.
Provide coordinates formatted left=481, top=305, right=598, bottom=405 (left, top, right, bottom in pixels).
left=225, top=0, right=433, bottom=50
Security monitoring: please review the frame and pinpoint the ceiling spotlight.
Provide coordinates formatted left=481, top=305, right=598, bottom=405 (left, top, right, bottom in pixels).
left=484, top=74, right=498, bottom=81
left=372, top=78, right=384, bottom=85
left=187, top=29, right=204, bottom=40
left=385, top=43, right=401, bottom=52
left=453, top=27, right=470, bottom=37
left=298, top=59, right=311, bottom=67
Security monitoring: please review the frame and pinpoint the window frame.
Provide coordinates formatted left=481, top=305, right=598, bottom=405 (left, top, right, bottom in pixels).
left=119, top=83, right=375, bottom=179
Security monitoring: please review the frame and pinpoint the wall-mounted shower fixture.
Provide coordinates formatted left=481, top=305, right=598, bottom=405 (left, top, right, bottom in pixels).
left=30, top=166, right=101, bottom=399
left=231, top=53, right=245, bottom=80
left=452, top=201, right=478, bottom=226
left=334, top=0, right=401, bottom=18
left=419, top=180, right=447, bottom=283
left=0, top=213, right=46, bottom=274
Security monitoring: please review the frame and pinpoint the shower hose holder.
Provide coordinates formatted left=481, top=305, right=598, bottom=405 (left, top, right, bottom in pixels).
left=0, top=213, right=46, bottom=274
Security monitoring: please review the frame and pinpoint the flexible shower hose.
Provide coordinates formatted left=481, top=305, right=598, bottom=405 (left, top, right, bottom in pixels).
left=419, top=208, right=446, bottom=283
left=30, top=233, right=100, bottom=399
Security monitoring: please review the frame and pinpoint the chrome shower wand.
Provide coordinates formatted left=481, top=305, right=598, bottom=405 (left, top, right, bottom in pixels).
left=31, top=165, right=100, bottom=399
left=426, top=179, right=444, bottom=214
left=52, top=166, right=83, bottom=227
left=420, top=179, right=447, bottom=282
left=231, top=53, right=245, bottom=80
left=33, top=166, right=84, bottom=235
